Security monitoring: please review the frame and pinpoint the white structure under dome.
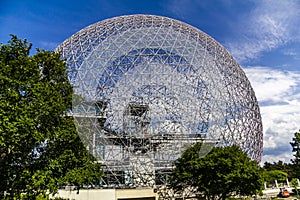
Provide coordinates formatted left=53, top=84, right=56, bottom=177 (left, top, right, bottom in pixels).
left=56, top=14, right=263, bottom=198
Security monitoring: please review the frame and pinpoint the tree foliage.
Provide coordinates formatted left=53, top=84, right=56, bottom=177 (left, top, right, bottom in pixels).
left=262, top=170, right=288, bottom=182
left=290, top=178, right=299, bottom=196
left=290, top=131, right=300, bottom=177
left=263, top=161, right=294, bottom=178
left=291, top=131, right=300, bottom=164
left=0, top=35, right=103, bottom=199
left=170, top=143, right=263, bottom=200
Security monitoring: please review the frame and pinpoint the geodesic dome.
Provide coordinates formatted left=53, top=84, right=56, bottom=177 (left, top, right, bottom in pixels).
left=56, top=15, right=263, bottom=189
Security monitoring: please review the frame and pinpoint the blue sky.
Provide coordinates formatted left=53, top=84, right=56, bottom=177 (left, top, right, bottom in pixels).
left=1, top=0, right=300, bottom=164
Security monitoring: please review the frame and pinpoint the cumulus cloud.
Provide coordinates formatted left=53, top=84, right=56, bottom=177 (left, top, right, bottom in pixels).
left=227, top=0, right=300, bottom=62
left=245, top=67, right=300, bottom=104
left=244, top=67, right=300, bottom=163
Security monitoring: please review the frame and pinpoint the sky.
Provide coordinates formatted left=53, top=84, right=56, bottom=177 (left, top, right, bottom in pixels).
left=1, top=0, right=300, bottom=164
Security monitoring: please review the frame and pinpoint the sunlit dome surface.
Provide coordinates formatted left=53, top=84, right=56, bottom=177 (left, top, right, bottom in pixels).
left=56, top=14, right=263, bottom=191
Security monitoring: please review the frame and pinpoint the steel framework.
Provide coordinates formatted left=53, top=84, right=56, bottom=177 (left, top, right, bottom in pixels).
left=56, top=14, right=263, bottom=196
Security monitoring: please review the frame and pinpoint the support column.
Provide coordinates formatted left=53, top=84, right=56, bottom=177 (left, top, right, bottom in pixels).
left=264, top=182, right=267, bottom=189
left=275, top=180, right=279, bottom=188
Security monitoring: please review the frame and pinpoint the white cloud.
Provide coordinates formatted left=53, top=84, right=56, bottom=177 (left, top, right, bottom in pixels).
left=227, top=0, right=300, bottom=62
left=244, top=67, right=300, bottom=163
left=282, top=48, right=298, bottom=57
left=262, top=152, right=294, bottom=164
left=244, top=67, right=300, bottom=103
left=281, top=48, right=300, bottom=62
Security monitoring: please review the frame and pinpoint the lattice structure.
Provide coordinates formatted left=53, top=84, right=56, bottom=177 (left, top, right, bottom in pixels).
left=56, top=14, right=263, bottom=197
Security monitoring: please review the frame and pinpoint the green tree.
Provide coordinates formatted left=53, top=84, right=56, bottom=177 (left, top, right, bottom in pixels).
left=290, top=178, right=299, bottom=196
left=263, top=161, right=294, bottom=179
left=262, top=170, right=288, bottom=182
left=0, top=35, right=103, bottom=199
left=171, top=143, right=263, bottom=200
left=291, top=131, right=300, bottom=164
left=291, top=131, right=300, bottom=177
